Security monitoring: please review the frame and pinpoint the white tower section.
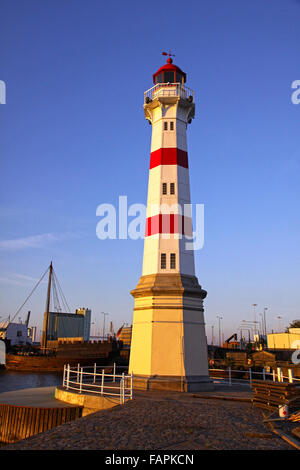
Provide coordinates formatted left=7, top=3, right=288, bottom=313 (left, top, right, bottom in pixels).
left=129, top=58, right=213, bottom=392
left=142, top=81, right=195, bottom=277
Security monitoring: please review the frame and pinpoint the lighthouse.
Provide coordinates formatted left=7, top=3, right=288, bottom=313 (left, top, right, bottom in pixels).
left=128, top=55, right=213, bottom=392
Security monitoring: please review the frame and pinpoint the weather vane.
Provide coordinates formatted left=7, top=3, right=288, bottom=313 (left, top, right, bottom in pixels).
left=162, top=51, right=175, bottom=58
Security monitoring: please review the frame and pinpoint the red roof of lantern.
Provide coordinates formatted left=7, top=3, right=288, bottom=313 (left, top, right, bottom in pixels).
left=152, top=58, right=186, bottom=84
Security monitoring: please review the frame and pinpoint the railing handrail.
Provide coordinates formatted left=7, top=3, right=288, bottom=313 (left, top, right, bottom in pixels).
left=144, top=82, right=195, bottom=103
left=62, top=363, right=133, bottom=404
left=208, top=366, right=300, bottom=387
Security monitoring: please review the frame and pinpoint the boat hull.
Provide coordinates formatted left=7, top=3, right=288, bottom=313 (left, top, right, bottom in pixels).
left=5, top=354, right=110, bottom=372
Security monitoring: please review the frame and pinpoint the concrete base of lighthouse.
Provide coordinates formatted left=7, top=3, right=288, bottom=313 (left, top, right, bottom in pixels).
left=128, top=274, right=214, bottom=393
left=130, top=375, right=213, bottom=393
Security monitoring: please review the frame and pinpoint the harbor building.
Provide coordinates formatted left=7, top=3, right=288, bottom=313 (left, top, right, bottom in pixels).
left=128, top=55, right=212, bottom=391
left=41, top=307, right=91, bottom=345
left=267, top=328, right=300, bottom=350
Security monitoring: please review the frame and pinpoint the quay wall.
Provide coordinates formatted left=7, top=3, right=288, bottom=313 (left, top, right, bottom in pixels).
left=0, top=403, right=82, bottom=445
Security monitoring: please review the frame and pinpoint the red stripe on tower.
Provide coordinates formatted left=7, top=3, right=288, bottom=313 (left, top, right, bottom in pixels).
left=145, top=214, right=192, bottom=237
left=150, top=148, right=188, bottom=169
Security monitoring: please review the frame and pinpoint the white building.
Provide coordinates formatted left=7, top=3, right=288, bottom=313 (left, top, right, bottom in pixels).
left=0, top=321, right=32, bottom=346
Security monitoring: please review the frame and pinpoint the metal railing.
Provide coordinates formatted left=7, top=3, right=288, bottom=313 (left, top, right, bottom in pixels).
left=144, top=83, right=195, bottom=103
left=209, top=367, right=300, bottom=387
left=62, top=363, right=133, bottom=404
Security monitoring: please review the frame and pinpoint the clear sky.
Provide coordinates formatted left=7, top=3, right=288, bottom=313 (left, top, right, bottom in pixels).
left=0, top=0, right=299, bottom=342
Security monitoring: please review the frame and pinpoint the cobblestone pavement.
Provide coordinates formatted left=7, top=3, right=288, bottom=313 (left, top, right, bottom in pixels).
left=1, top=390, right=294, bottom=450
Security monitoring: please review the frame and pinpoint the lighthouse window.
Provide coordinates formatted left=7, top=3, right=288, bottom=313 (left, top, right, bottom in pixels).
left=170, top=183, right=175, bottom=195
left=164, top=122, right=168, bottom=131
left=156, top=73, right=163, bottom=84
left=170, top=121, right=174, bottom=131
left=162, top=183, right=167, bottom=195
left=164, top=71, right=175, bottom=83
left=161, top=253, right=167, bottom=269
left=170, top=253, right=176, bottom=269
left=176, top=72, right=183, bottom=84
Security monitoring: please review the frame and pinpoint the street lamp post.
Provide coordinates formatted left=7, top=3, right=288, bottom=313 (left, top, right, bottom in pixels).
left=217, top=315, right=223, bottom=347
left=277, top=316, right=282, bottom=333
left=263, top=308, right=268, bottom=336
left=252, top=304, right=258, bottom=336
left=101, top=312, right=109, bottom=341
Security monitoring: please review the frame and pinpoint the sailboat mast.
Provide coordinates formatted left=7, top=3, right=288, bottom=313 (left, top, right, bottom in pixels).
left=42, top=262, right=53, bottom=351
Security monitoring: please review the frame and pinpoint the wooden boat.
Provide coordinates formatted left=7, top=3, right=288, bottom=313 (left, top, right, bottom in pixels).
left=4, top=262, right=122, bottom=371
left=5, top=353, right=110, bottom=372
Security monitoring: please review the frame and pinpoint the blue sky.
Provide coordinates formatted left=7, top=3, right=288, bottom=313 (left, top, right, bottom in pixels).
left=0, top=0, right=299, bottom=341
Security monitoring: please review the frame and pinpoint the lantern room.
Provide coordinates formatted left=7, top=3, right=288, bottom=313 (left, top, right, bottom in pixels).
left=153, top=58, right=186, bottom=85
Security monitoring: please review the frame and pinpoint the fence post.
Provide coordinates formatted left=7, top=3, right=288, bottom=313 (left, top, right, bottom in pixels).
left=63, top=364, right=66, bottom=387
left=93, top=363, right=97, bottom=384
left=120, top=378, right=123, bottom=404
left=263, top=368, right=266, bottom=381
left=77, top=363, right=80, bottom=382
left=79, top=367, right=83, bottom=394
left=228, top=367, right=232, bottom=386
left=288, top=369, right=294, bottom=384
left=101, top=369, right=104, bottom=396
left=249, top=368, right=252, bottom=385
left=113, top=363, right=116, bottom=383
left=122, top=372, right=125, bottom=404
left=277, top=367, right=282, bottom=382
left=67, top=364, right=70, bottom=390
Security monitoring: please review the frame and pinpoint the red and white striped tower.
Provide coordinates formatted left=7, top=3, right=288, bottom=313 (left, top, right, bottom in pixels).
left=129, top=56, right=213, bottom=392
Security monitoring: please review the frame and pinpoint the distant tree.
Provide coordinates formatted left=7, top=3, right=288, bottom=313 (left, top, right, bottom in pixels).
left=285, top=320, right=300, bottom=332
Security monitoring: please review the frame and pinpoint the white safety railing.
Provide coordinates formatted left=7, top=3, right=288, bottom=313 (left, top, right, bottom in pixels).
left=144, top=83, right=195, bottom=103
left=63, top=363, right=133, bottom=404
left=209, top=367, right=300, bottom=388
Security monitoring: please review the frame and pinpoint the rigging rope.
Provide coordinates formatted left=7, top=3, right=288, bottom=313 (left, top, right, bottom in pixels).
left=11, top=266, right=49, bottom=323
left=9, top=263, right=71, bottom=324
left=53, top=269, right=71, bottom=313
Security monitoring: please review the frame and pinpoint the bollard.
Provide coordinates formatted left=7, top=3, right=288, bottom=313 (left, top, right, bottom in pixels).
left=263, top=368, right=266, bottom=381
left=249, top=368, right=252, bottom=385
left=228, top=367, right=232, bottom=386
left=113, top=362, right=116, bottom=383
left=277, top=367, right=282, bottom=382
left=273, top=369, right=276, bottom=381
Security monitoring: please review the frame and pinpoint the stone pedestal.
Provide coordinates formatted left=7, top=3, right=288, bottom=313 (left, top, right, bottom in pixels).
left=128, top=274, right=214, bottom=392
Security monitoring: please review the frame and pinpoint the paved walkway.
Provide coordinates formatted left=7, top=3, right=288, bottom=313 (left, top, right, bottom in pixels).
left=0, top=386, right=76, bottom=408
left=1, top=386, right=293, bottom=450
